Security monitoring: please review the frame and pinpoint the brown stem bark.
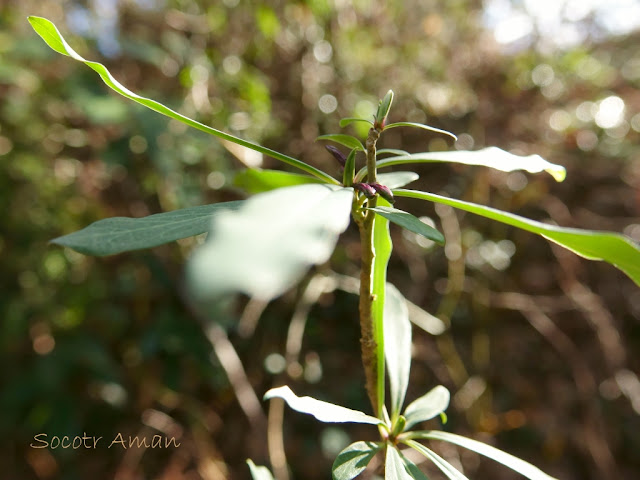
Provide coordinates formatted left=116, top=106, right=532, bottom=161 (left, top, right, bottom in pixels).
left=356, top=126, right=382, bottom=415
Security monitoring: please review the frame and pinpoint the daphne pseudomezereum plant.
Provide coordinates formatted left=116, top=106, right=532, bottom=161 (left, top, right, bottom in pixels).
left=28, top=16, right=640, bottom=480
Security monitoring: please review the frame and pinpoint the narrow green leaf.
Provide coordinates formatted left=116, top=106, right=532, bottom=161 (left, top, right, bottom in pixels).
left=408, top=432, right=558, bottom=480
left=383, top=283, right=412, bottom=419
left=385, top=445, right=413, bottom=480
left=378, top=148, right=411, bottom=157
left=234, top=168, right=325, bottom=194
left=400, top=453, right=430, bottom=480
left=372, top=197, right=393, bottom=415
left=264, top=386, right=382, bottom=425
left=247, top=460, right=276, bottom=480
left=343, top=149, right=357, bottom=187
left=394, top=189, right=640, bottom=287
left=27, top=16, right=338, bottom=185
left=405, top=441, right=469, bottom=480
left=368, top=207, right=445, bottom=245
left=376, top=172, right=419, bottom=189
left=403, top=386, right=450, bottom=429
left=376, top=90, right=394, bottom=127
left=384, top=122, right=457, bottom=141
left=51, top=201, right=243, bottom=256
left=375, top=147, right=565, bottom=182
left=340, top=117, right=374, bottom=128
left=317, top=134, right=365, bottom=151
left=332, top=441, right=381, bottom=480
left=187, top=184, right=352, bottom=301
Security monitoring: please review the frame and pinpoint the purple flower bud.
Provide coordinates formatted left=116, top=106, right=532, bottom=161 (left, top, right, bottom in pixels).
left=369, top=183, right=395, bottom=203
left=353, top=182, right=377, bottom=198
left=325, top=145, right=347, bottom=167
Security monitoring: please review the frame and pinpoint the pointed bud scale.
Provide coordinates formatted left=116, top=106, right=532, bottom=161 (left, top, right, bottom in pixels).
left=374, top=89, right=394, bottom=130
left=369, top=183, right=395, bottom=203
left=390, top=415, right=407, bottom=438
left=353, top=182, right=377, bottom=198
left=325, top=145, right=347, bottom=167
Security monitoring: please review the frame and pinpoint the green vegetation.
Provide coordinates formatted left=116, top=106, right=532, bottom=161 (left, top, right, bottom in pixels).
left=3, top=2, right=640, bottom=479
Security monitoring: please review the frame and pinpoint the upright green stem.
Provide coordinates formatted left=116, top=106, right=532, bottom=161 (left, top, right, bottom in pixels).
left=357, top=126, right=382, bottom=415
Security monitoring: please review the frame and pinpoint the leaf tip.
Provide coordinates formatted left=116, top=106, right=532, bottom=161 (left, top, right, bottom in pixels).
left=548, top=166, right=567, bottom=182
left=49, top=235, right=72, bottom=250
left=27, top=15, right=52, bottom=31
left=263, top=385, right=288, bottom=401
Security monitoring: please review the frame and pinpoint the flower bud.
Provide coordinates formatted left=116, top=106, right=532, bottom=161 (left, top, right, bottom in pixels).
left=353, top=182, right=376, bottom=198
left=325, top=145, right=347, bottom=167
left=369, top=183, right=395, bottom=203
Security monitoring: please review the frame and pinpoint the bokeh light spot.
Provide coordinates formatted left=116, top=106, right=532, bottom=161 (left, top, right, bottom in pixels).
left=318, top=94, right=338, bottom=114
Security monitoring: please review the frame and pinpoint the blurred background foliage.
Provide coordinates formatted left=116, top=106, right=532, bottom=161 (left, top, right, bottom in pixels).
left=2, top=0, right=640, bottom=479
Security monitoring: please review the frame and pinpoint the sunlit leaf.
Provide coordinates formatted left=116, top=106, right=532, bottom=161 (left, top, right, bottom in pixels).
left=408, top=432, right=558, bottom=480
left=394, top=189, right=640, bottom=287
left=406, top=441, right=469, bottom=480
left=368, top=207, right=445, bottom=245
left=28, top=16, right=338, bottom=185
left=383, top=283, right=412, bottom=419
left=376, top=172, right=419, bottom=189
left=264, top=386, right=382, bottom=425
left=374, top=147, right=565, bottom=182
left=234, top=168, right=325, bottom=194
left=403, top=386, right=450, bottom=429
left=385, top=445, right=413, bottom=480
left=187, top=184, right=352, bottom=301
left=340, top=117, right=374, bottom=128
left=317, top=134, right=365, bottom=151
left=384, top=122, right=457, bottom=141
left=51, top=201, right=242, bottom=256
left=247, top=459, right=275, bottom=480
left=332, top=441, right=381, bottom=480
left=372, top=197, right=393, bottom=414
left=377, top=148, right=411, bottom=157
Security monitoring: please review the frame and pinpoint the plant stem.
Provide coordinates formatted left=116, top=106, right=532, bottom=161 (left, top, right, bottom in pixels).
left=357, top=126, right=382, bottom=415
left=365, top=127, right=380, bottom=185
left=358, top=214, right=377, bottom=414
